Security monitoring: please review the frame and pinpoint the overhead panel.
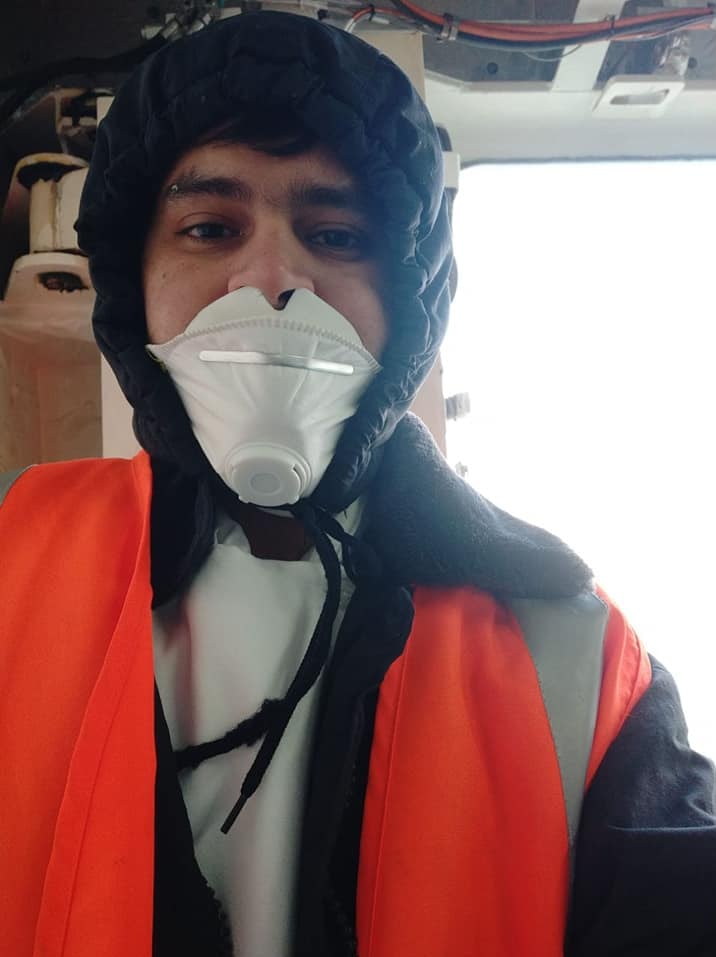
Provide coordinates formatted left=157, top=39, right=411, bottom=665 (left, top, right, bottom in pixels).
left=420, top=0, right=579, bottom=83
left=423, top=1, right=716, bottom=162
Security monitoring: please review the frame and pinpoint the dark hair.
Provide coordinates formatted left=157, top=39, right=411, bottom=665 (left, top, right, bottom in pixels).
left=195, top=108, right=318, bottom=157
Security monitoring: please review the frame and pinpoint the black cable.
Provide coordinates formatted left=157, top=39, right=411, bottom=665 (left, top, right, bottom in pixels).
left=0, top=31, right=168, bottom=133
left=0, top=32, right=168, bottom=94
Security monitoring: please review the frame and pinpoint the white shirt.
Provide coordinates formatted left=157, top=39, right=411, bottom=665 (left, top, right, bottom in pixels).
left=153, top=507, right=357, bottom=956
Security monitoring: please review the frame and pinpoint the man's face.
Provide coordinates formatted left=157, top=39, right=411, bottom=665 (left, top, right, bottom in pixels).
left=142, top=140, right=388, bottom=357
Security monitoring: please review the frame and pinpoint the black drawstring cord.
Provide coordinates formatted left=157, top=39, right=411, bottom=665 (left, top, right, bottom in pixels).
left=219, top=500, right=343, bottom=833
left=169, top=496, right=382, bottom=833
left=312, top=510, right=382, bottom=583
left=174, top=697, right=284, bottom=772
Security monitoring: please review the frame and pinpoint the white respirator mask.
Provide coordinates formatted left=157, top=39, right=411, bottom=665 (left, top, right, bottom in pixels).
left=146, top=287, right=382, bottom=507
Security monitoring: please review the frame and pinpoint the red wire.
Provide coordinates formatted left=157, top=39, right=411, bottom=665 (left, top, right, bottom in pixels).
left=388, top=0, right=714, bottom=42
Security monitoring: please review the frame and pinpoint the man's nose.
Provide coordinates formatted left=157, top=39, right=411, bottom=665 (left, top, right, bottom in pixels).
left=226, top=231, right=315, bottom=310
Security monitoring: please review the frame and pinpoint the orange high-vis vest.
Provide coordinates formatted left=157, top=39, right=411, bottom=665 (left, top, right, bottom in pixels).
left=0, top=454, right=652, bottom=957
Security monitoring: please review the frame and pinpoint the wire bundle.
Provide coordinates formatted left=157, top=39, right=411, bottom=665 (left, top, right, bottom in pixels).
left=347, top=2, right=715, bottom=49
left=2, top=3, right=713, bottom=131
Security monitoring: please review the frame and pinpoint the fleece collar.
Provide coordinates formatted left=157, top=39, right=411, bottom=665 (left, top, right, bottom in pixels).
left=364, top=414, right=592, bottom=599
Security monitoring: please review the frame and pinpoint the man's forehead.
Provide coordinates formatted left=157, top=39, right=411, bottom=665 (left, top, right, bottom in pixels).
left=160, top=143, right=369, bottom=210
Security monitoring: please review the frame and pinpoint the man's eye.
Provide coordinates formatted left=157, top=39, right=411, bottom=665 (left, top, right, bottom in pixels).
left=180, top=222, right=235, bottom=240
left=309, top=228, right=368, bottom=255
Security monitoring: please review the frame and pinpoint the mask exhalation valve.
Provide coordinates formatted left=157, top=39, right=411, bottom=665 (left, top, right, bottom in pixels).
left=226, top=444, right=311, bottom=507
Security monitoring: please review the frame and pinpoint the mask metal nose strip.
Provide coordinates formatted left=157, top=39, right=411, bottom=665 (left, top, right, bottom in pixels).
left=198, top=350, right=355, bottom=376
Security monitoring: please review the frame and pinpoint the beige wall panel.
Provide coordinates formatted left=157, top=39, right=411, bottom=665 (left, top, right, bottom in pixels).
left=36, top=359, right=101, bottom=461
left=0, top=341, right=42, bottom=469
left=101, top=355, right=140, bottom=458
left=0, top=346, right=10, bottom=468
left=361, top=30, right=426, bottom=98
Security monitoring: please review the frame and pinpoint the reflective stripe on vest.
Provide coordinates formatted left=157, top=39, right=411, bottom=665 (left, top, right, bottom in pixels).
left=356, top=587, right=652, bottom=957
left=508, top=594, right=606, bottom=853
left=0, top=466, right=30, bottom=507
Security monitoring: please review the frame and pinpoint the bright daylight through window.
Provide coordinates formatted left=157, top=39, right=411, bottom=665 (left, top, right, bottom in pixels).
left=443, top=159, right=716, bottom=761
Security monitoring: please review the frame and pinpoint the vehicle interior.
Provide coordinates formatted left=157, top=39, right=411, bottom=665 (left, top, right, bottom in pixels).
left=2, top=0, right=714, bottom=754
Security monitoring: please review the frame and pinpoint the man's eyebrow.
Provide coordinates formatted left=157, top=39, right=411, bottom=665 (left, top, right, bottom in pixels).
left=162, top=171, right=253, bottom=202
left=287, top=182, right=370, bottom=216
left=163, top=171, right=370, bottom=213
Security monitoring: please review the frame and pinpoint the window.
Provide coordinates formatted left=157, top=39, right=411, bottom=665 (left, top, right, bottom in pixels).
left=445, top=160, right=716, bottom=760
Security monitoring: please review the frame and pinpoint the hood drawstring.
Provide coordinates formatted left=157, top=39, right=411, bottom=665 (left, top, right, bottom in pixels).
left=172, top=499, right=378, bottom=835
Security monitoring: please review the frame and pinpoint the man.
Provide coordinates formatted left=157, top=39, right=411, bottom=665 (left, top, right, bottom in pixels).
left=2, top=10, right=715, bottom=957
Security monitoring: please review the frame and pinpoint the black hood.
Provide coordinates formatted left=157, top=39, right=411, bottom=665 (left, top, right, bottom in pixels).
left=76, top=11, right=453, bottom=512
